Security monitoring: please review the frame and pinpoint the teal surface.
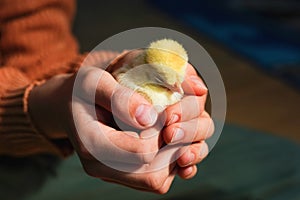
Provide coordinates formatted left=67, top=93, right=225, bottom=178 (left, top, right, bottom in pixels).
left=1, top=124, right=299, bottom=200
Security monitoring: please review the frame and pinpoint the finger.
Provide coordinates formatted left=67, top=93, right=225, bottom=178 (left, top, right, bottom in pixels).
left=101, top=168, right=176, bottom=194
left=155, top=167, right=177, bottom=194
left=100, top=178, right=154, bottom=193
left=182, top=64, right=207, bottom=96
left=177, top=165, right=198, bottom=180
left=106, top=50, right=141, bottom=73
left=92, top=123, right=163, bottom=164
left=78, top=66, right=158, bottom=128
left=83, top=50, right=121, bottom=69
left=84, top=159, right=177, bottom=192
left=81, top=160, right=154, bottom=192
left=163, top=95, right=206, bottom=126
left=110, top=84, right=158, bottom=128
left=72, top=97, right=161, bottom=164
left=176, top=141, right=209, bottom=167
left=163, top=115, right=214, bottom=144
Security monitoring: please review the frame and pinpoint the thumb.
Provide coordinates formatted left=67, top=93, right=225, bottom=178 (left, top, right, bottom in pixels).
left=78, top=66, right=158, bottom=129
left=111, top=84, right=158, bottom=129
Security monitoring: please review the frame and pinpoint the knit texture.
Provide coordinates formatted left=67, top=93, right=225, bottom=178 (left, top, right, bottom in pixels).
left=0, top=0, right=81, bottom=157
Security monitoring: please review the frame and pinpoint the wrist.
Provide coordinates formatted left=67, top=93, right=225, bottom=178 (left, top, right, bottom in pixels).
left=28, top=74, right=73, bottom=139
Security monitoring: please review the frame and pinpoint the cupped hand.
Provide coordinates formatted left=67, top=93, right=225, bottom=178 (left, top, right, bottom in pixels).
left=71, top=66, right=177, bottom=193
left=28, top=51, right=176, bottom=194
left=107, top=50, right=215, bottom=180
left=28, top=51, right=214, bottom=193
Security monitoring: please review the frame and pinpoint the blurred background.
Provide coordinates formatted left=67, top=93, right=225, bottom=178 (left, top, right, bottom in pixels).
left=73, top=0, right=300, bottom=141
left=1, top=0, right=299, bottom=199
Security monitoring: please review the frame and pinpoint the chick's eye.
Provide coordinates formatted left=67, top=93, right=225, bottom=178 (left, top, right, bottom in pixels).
left=154, top=75, right=164, bottom=83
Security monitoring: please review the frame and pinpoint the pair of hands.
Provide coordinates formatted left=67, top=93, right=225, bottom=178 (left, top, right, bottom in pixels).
left=29, top=51, right=214, bottom=194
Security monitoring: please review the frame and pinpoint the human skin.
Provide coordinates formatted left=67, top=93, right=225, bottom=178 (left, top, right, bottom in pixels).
left=28, top=52, right=214, bottom=194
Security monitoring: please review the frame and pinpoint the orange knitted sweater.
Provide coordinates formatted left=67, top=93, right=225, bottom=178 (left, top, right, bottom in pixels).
left=0, top=0, right=85, bottom=157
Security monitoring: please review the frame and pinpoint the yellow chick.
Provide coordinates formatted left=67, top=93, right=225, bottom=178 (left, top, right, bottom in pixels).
left=112, top=39, right=188, bottom=111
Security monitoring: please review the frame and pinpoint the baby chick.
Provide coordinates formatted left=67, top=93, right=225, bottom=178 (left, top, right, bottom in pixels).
left=111, top=39, right=188, bottom=111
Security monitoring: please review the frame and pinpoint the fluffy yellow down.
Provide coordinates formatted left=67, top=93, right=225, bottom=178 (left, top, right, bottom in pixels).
left=146, top=39, right=188, bottom=74
left=112, top=38, right=189, bottom=110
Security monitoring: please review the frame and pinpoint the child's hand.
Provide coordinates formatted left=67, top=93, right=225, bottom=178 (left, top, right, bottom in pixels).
left=28, top=52, right=214, bottom=193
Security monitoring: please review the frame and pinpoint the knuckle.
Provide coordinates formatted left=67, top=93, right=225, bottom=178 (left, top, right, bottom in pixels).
left=83, top=68, right=110, bottom=90
left=206, top=118, right=215, bottom=138
left=144, top=174, right=164, bottom=191
left=75, top=131, right=98, bottom=159
left=111, top=86, right=133, bottom=110
left=82, top=68, right=99, bottom=86
left=197, top=142, right=209, bottom=160
left=134, top=141, right=157, bottom=163
left=198, top=98, right=205, bottom=112
left=203, top=142, right=209, bottom=155
left=156, top=188, right=169, bottom=194
left=196, top=117, right=214, bottom=140
left=163, top=126, right=175, bottom=143
left=134, top=140, right=148, bottom=154
left=156, top=185, right=170, bottom=194
left=164, top=104, right=174, bottom=117
left=79, top=68, right=100, bottom=96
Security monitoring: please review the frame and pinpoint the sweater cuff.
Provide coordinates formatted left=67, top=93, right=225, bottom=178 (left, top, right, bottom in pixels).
left=0, top=82, right=73, bottom=158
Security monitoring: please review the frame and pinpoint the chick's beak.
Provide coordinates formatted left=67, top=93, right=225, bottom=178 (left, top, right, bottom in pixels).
left=168, top=82, right=183, bottom=94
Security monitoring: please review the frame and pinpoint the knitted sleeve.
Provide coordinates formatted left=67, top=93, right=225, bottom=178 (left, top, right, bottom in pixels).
left=0, top=0, right=80, bottom=157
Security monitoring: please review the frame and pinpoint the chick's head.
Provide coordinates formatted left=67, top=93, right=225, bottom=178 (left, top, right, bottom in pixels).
left=145, top=39, right=188, bottom=93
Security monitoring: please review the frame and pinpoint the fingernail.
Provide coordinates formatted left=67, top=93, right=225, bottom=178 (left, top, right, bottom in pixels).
left=135, top=104, right=158, bottom=126
left=190, top=76, right=207, bottom=91
left=167, top=114, right=179, bottom=126
left=199, top=145, right=207, bottom=158
left=171, top=128, right=184, bottom=143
